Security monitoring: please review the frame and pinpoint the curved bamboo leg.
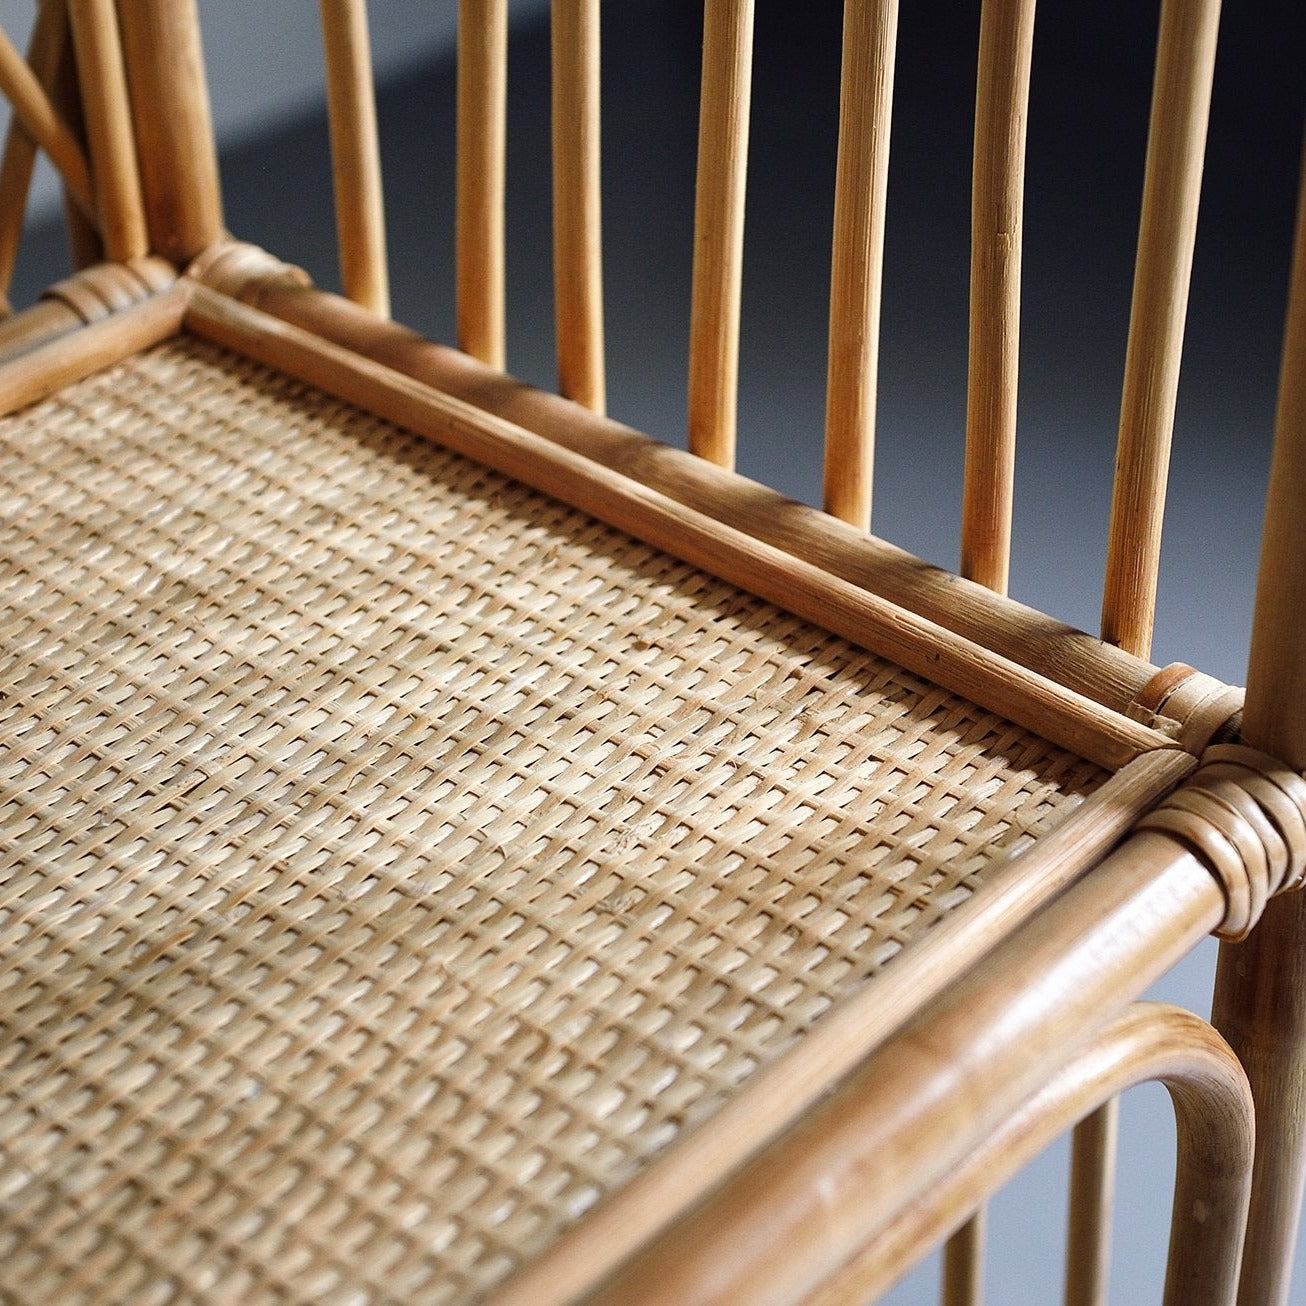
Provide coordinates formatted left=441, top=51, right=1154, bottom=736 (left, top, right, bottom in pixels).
left=798, top=1003, right=1251, bottom=1306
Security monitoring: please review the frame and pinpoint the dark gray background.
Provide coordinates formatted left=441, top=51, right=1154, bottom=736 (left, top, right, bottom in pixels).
left=8, top=3, right=1305, bottom=1301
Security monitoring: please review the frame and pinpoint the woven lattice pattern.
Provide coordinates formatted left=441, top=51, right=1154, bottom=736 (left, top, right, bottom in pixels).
left=0, top=338, right=1103, bottom=1305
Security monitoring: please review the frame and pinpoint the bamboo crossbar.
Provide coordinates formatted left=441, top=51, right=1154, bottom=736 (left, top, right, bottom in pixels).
left=456, top=0, right=507, bottom=368
left=551, top=0, right=605, bottom=412
left=823, top=0, right=898, bottom=530
left=961, top=0, right=1036, bottom=595
left=320, top=0, right=389, bottom=317
left=687, top=0, right=754, bottom=468
left=1100, top=0, right=1221, bottom=658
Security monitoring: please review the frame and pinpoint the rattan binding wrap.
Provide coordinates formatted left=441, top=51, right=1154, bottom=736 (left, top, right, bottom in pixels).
left=0, top=338, right=1104, bottom=1304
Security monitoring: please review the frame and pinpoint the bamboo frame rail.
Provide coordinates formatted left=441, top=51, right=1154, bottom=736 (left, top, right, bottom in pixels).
left=67, top=0, right=146, bottom=264
left=960, top=0, right=1036, bottom=595
left=823, top=0, right=897, bottom=530
left=117, top=0, right=223, bottom=263
left=235, top=274, right=1236, bottom=732
left=687, top=0, right=754, bottom=468
left=456, top=0, right=507, bottom=368
left=801, top=1004, right=1251, bottom=1306
left=0, top=0, right=69, bottom=306
left=1100, top=0, right=1221, bottom=658
left=1211, top=133, right=1306, bottom=1306
left=551, top=0, right=604, bottom=412
left=320, top=0, right=389, bottom=317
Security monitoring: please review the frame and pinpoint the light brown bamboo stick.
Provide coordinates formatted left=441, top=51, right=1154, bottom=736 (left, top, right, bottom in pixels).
left=456, top=0, right=507, bottom=368
left=186, top=284, right=1173, bottom=772
left=1065, top=1100, right=1118, bottom=1306
left=823, top=0, right=898, bottom=530
left=1211, top=131, right=1306, bottom=1306
left=0, top=0, right=69, bottom=307
left=117, top=0, right=223, bottom=263
left=0, top=280, right=188, bottom=417
left=551, top=0, right=605, bottom=412
left=50, top=1, right=102, bottom=270
left=241, top=278, right=1214, bottom=724
left=800, top=1004, right=1250, bottom=1306
left=942, top=1208, right=984, bottom=1306
left=687, top=0, right=754, bottom=468
left=961, top=0, right=1036, bottom=595
left=1099, top=0, right=1220, bottom=658
left=320, top=0, right=389, bottom=317
left=0, top=14, right=93, bottom=219
left=67, top=0, right=147, bottom=262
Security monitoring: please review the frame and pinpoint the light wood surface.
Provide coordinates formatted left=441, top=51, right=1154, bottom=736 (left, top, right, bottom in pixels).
left=117, top=0, right=223, bottom=263
left=456, top=0, right=507, bottom=367
left=1100, top=0, right=1220, bottom=658
left=1065, top=1100, right=1118, bottom=1306
left=823, top=0, right=898, bottom=529
left=551, top=0, right=605, bottom=412
left=687, top=0, right=753, bottom=468
left=68, top=0, right=147, bottom=263
left=320, top=0, right=389, bottom=317
left=1211, top=134, right=1306, bottom=1306
left=961, top=0, right=1035, bottom=595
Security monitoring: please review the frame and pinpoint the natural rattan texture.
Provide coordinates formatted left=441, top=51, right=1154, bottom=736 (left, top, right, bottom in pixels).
left=0, top=337, right=1104, bottom=1305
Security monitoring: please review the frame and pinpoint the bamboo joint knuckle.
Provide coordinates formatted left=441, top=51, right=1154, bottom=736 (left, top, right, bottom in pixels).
left=1138, top=745, right=1306, bottom=940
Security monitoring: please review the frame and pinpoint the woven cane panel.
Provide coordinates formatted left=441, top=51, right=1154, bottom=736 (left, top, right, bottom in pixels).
left=0, top=337, right=1103, bottom=1305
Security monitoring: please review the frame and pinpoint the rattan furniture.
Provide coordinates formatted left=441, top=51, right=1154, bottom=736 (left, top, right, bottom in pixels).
left=0, top=2, right=1303, bottom=1303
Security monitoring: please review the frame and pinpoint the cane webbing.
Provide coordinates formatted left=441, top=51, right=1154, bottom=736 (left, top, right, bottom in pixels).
left=0, top=337, right=1103, bottom=1304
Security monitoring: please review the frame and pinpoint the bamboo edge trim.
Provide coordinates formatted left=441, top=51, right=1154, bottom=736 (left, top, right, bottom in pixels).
left=803, top=1003, right=1251, bottom=1306
left=488, top=749, right=1195, bottom=1306
left=0, top=278, right=188, bottom=413
left=182, top=282, right=1170, bottom=772
left=197, top=256, right=1212, bottom=733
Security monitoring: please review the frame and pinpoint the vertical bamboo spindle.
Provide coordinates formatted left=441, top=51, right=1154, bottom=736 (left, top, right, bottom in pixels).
left=0, top=18, right=93, bottom=219
left=68, top=0, right=147, bottom=262
left=551, top=0, right=605, bottom=413
left=320, top=0, right=389, bottom=317
left=51, top=3, right=102, bottom=270
left=1064, top=1100, right=1119, bottom=1306
left=687, top=0, right=754, bottom=468
left=960, top=0, right=1036, bottom=595
left=943, top=1206, right=985, bottom=1306
left=117, top=0, right=223, bottom=264
left=456, top=0, right=507, bottom=368
left=0, top=0, right=69, bottom=307
left=1099, top=0, right=1220, bottom=658
left=823, top=0, right=898, bottom=531
left=1211, top=132, right=1306, bottom=1306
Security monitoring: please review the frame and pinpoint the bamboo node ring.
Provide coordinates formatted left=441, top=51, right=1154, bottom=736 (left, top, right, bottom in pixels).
left=1137, top=743, right=1306, bottom=939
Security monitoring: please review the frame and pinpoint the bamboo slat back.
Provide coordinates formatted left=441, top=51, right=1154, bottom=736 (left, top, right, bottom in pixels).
left=319, top=0, right=389, bottom=318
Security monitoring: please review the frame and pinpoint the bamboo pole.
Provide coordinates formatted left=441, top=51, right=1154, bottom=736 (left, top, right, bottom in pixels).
left=456, top=0, right=507, bottom=367
left=1099, top=0, right=1220, bottom=658
left=0, top=14, right=93, bottom=219
left=1211, top=131, right=1306, bottom=1306
left=68, top=0, right=147, bottom=262
left=320, top=0, right=389, bottom=317
left=960, top=0, right=1036, bottom=595
left=551, top=0, right=605, bottom=412
left=0, top=0, right=69, bottom=307
left=823, top=0, right=898, bottom=530
left=687, top=0, right=754, bottom=468
left=1065, top=1101, right=1118, bottom=1306
left=117, top=0, right=223, bottom=264
left=50, top=0, right=101, bottom=270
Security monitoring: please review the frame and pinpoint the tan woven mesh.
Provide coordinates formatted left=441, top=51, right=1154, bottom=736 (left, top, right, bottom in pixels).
left=0, top=338, right=1104, bottom=1305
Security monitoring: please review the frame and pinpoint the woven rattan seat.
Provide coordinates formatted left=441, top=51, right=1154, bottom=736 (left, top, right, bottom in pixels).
left=0, top=337, right=1106, bottom=1303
